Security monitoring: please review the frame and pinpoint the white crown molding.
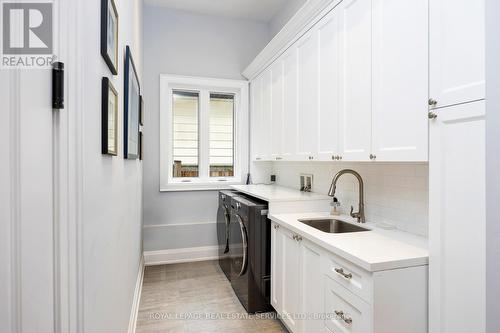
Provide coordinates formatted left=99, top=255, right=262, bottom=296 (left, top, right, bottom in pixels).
left=128, top=256, right=145, bottom=333
left=144, top=246, right=219, bottom=266
left=242, top=0, right=341, bottom=80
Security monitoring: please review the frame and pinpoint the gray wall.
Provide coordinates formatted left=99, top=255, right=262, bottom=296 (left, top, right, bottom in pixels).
left=142, top=6, right=270, bottom=251
left=486, top=0, right=500, bottom=331
left=269, top=0, right=307, bottom=37
left=82, top=0, right=143, bottom=332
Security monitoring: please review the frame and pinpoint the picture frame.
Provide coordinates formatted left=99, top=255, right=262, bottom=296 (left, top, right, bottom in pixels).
left=101, top=0, right=119, bottom=75
left=139, top=95, right=144, bottom=126
left=101, top=77, right=118, bottom=156
left=124, top=45, right=141, bottom=159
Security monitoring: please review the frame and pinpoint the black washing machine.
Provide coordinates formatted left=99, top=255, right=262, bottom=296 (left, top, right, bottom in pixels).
left=217, top=190, right=241, bottom=280
left=229, top=195, right=272, bottom=313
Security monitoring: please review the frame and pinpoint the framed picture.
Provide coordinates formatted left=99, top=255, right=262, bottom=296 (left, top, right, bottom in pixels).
left=139, top=95, right=144, bottom=126
left=124, top=45, right=140, bottom=159
left=101, top=77, right=118, bottom=156
left=101, top=0, right=118, bottom=75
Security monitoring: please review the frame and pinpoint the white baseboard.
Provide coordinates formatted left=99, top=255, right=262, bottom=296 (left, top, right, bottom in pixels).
left=144, top=245, right=219, bottom=266
left=128, top=256, right=145, bottom=333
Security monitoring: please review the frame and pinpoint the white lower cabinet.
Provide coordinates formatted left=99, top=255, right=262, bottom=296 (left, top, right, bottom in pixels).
left=300, top=239, right=324, bottom=333
left=281, top=227, right=302, bottom=331
left=271, top=222, right=428, bottom=333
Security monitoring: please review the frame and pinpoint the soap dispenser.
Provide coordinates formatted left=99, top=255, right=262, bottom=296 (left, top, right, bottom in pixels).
left=330, top=197, right=341, bottom=216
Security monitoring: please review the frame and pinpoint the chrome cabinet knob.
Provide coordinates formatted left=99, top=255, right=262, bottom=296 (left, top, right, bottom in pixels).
left=428, top=111, right=438, bottom=119
left=428, top=98, right=438, bottom=107
left=273, top=224, right=279, bottom=230
left=369, top=154, right=376, bottom=160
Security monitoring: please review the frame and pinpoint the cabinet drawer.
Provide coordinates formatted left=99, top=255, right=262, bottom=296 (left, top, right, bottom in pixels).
left=323, top=252, right=372, bottom=303
left=325, top=277, right=372, bottom=333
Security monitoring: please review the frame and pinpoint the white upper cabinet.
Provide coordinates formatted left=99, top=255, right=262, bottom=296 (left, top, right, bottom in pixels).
left=317, top=9, right=341, bottom=161
left=250, top=0, right=433, bottom=163
left=261, top=69, right=273, bottom=160
left=429, top=0, right=485, bottom=108
left=338, top=0, right=372, bottom=161
left=282, top=48, right=299, bottom=161
left=250, top=76, right=263, bottom=161
left=371, top=0, right=429, bottom=161
left=271, top=60, right=284, bottom=160
left=297, top=30, right=319, bottom=161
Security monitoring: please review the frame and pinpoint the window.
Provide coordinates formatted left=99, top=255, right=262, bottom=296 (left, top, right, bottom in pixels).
left=160, top=75, right=249, bottom=191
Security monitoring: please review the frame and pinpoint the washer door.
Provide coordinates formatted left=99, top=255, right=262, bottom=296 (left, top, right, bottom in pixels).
left=231, top=214, right=248, bottom=277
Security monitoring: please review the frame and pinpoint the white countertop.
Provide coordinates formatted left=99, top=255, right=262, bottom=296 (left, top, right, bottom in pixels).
left=231, top=184, right=331, bottom=202
left=269, top=212, right=429, bottom=272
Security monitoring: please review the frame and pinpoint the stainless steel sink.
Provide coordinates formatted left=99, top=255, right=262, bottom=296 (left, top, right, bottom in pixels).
left=298, top=219, right=370, bottom=234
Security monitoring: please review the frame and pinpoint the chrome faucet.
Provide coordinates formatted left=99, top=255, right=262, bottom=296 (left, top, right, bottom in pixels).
left=328, top=169, right=365, bottom=223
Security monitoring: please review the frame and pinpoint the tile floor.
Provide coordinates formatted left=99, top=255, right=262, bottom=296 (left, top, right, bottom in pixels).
left=136, top=260, right=288, bottom=333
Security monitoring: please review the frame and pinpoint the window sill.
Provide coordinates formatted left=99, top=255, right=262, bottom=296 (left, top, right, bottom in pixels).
left=159, top=181, right=244, bottom=192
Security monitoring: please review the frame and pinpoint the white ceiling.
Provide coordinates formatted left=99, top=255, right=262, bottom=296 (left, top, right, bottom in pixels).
left=144, top=0, right=288, bottom=22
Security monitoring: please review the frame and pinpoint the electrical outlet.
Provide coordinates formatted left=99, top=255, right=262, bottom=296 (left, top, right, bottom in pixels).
left=300, top=174, right=313, bottom=192
left=270, top=175, right=276, bottom=182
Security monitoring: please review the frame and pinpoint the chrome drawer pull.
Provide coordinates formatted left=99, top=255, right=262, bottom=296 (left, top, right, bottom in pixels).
left=334, top=267, right=353, bottom=280
left=335, top=310, right=353, bottom=325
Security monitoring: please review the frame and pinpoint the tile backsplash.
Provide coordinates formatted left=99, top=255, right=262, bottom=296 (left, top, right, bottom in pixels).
left=271, top=162, right=429, bottom=237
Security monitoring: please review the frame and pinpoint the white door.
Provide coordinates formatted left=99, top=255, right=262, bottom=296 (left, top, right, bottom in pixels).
left=429, top=101, right=486, bottom=333
left=261, top=69, right=273, bottom=160
left=297, top=30, right=319, bottom=161
left=281, top=228, right=302, bottom=332
left=250, top=77, right=263, bottom=161
left=271, top=223, right=284, bottom=313
left=338, top=0, right=372, bottom=161
left=317, top=9, right=341, bottom=161
left=429, top=0, right=485, bottom=108
left=371, top=0, right=429, bottom=161
left=282, top=48, right=299, bottom=161
left=1, top=68, right=56, bottom=333
left=300, top=239, right=324, bottom=333
left=271, top=60, right=284, bottom=160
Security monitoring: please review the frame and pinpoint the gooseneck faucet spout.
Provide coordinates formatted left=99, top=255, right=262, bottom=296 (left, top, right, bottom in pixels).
left=328, top=169, right=365, bottom=223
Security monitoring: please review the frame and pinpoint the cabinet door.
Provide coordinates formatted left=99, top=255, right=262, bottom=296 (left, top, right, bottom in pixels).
left=281, top=228, right=302, bottom=332
left=338, top=0, right=372, bottom=161
left=371, top=0, right=428, bottom=161
left=259, top=69, right=273, bottom=160
left=317, top=10, right=341, bottom=161
left=324, top=277, right=372, bottom=333
left=300, top=239, right=324, bottom=333
left=282, top=48, right=298, bottom=161
left=429, top=0, right=485, bottom=108
left=429, top=101, right=485, bottom=333
left=271, top=60, right=284, bottom=160
left=270, top=223, right=284, bottom=313
left=297, top=30, right=319, bottom=161
left=250, top=76, right=263, bottom=161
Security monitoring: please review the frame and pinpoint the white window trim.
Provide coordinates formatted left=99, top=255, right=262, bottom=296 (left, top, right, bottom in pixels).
left=160, top=74, right=249, bottom=191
